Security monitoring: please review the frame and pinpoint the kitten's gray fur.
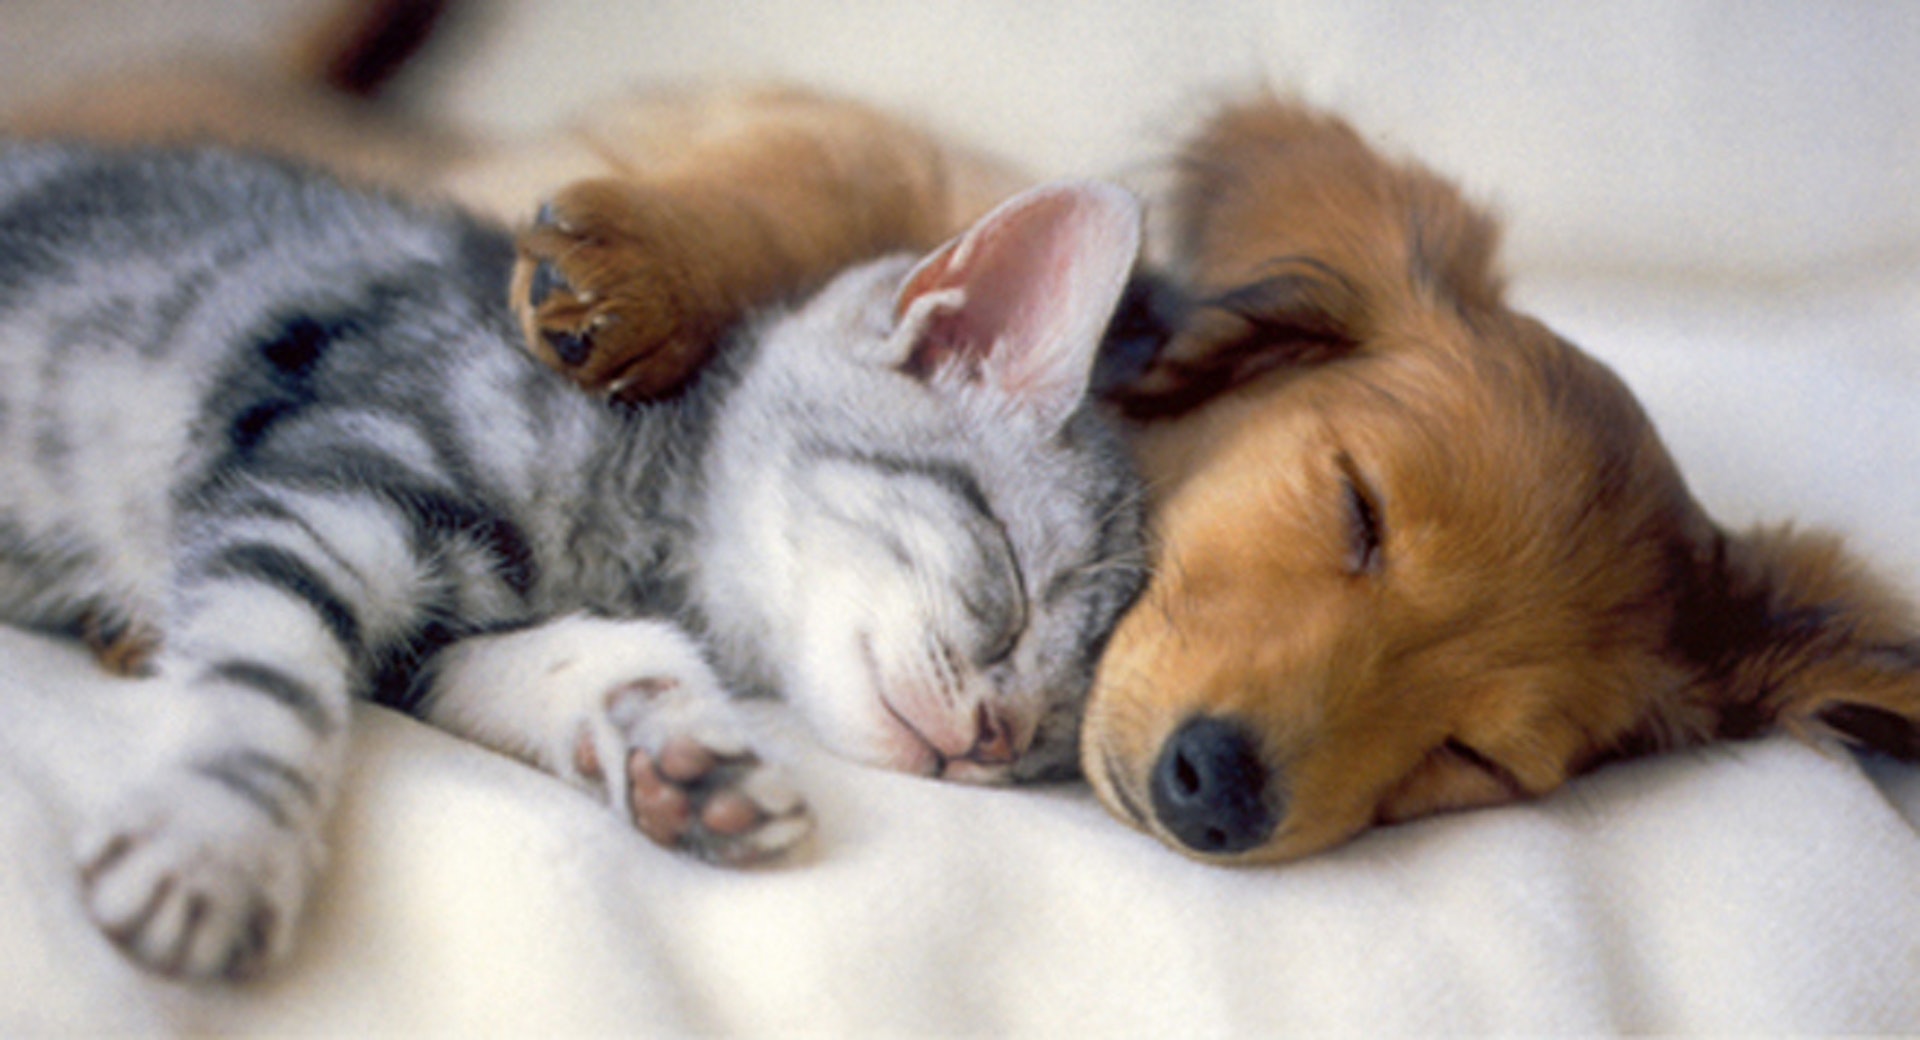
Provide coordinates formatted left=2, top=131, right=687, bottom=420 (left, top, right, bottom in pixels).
left=0, top=145, right=1144, bottom=980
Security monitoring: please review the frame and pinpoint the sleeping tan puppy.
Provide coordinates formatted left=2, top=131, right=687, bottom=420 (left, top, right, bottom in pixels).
left=1081, top=96, right=1920, bottom=862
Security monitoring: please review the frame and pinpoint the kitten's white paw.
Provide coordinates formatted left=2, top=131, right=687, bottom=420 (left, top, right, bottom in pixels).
left=570, top=673, right=812, bottom=866
left=431, top=614, right=814, bottom=865
left=76, top=774, right=315, bottom=980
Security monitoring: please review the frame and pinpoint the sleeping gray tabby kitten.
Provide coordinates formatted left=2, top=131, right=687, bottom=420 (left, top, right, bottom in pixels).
left=0, top=145, right=1145, bottom=980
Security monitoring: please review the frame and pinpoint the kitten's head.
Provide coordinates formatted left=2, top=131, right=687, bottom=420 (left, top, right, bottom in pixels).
left=698, top=181, right=1146, bottom=782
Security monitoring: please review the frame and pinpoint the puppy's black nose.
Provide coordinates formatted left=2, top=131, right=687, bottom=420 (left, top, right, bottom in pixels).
left=1150, top=716, right=1278, bottom=855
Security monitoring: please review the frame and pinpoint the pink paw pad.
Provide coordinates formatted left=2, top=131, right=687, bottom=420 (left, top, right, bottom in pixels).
left=575, top=726, right=810, bottom=865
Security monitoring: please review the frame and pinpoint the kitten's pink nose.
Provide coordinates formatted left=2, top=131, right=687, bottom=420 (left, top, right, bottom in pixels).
left=966, top=703, right=1019, bottom=765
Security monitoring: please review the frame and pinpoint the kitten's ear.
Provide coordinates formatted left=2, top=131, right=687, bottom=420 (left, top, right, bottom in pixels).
left=1665, top=525, right=1920, bottom=760
left=891, top=180, right=1142, bottom=429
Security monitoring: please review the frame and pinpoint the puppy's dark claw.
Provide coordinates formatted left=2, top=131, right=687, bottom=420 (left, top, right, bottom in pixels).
left=514, top=180, right=725, bottom=400
left=528, top=258, right=566, bottom=310
left=544, top=327, right=593, bottom=367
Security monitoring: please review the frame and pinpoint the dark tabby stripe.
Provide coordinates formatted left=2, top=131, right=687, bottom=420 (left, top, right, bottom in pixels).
left=199, top=544, right=363, bottom=653
left=814, top=443, right=996, bottom=521
left=201, top=444, right=538, bottom=601
left=204, top=659, right=336, bottom=737
left=192, top=749, right=318, bottom=829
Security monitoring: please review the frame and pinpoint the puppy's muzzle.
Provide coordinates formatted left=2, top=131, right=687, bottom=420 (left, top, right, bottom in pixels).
left=1150, top=715, right=1280, bottom=855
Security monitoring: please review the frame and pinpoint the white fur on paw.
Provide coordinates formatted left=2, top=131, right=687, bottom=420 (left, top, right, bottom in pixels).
left=572, top=675, right=812, bottom=866
left=76, top=776, right=313, bottom=980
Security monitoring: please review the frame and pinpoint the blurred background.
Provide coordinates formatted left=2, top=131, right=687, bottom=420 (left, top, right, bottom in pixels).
left=2, top=0, right=1915, bottom=282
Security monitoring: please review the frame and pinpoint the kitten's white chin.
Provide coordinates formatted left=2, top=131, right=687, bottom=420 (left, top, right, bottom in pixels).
left=773, top=638, right=925, bottom=777
left=782, top=637, right=1026, bottom=782
left=938, top=759, right=1015, bottom=785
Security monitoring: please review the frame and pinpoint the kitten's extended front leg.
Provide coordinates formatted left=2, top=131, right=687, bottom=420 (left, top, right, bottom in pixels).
left=420, top=615, right=811, bottom=865
left=74, top=483, right=447, bottom=980
left=76, top=580, right=355, bottom=981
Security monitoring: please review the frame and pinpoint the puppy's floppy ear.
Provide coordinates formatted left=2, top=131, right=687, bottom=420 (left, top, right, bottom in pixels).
left=1666, top=524, right=1920, bottom=760
left=1172, top=94, right=1507, bottom=317
left=1106, top=93, right=1506, bottom=420
left=1103, top=256, right=1366, bottom=420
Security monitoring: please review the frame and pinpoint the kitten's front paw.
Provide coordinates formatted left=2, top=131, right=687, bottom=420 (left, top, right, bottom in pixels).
left=513, top=179, right=728, bottom=402
left=77, top=774, right=315, bottom=980
left=571, top=677, right=812, bottom=866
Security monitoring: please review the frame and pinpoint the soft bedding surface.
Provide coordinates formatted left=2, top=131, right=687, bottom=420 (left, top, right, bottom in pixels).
left=2, top=2, right=1917, bottom=1035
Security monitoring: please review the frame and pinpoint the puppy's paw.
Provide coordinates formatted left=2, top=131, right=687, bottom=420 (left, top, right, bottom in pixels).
left=77, top=771, right=316, bottom=980
left=569, top=675, right=811, bottom=867
left=513, top=179, right=729, bottom=402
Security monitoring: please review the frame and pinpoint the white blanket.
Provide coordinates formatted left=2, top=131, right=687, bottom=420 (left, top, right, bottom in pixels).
left=2, top=2, right=1918, bottom=1035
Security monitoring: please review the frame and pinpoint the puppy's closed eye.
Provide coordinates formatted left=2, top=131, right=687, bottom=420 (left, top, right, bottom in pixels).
left=1337, top=453, right=1384, bottom=577
left=1439, top=738, right=1523, bottom=797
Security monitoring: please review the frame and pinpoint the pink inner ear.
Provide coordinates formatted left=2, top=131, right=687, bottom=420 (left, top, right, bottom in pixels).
left=897, top=198, right=1079, bottom=383
left=892, top=182, right=1140, bottom=422
left=895, top=236, right=961, bottom=325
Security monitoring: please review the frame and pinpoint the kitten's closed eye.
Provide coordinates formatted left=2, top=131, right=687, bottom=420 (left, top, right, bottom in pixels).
left=805, top=446, right=1029, bottom=663
left=956, top=524, right=1027, bottom=667
left=976, top=610, right=1023, bottom=667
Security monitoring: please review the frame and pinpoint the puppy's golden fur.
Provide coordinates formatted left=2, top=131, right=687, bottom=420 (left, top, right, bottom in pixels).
left=1082, top=97, right=1920, bottom=862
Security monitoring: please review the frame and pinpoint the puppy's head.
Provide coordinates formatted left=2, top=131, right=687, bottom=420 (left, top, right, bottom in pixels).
left=1085, top=98, right=1920, bottom=863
